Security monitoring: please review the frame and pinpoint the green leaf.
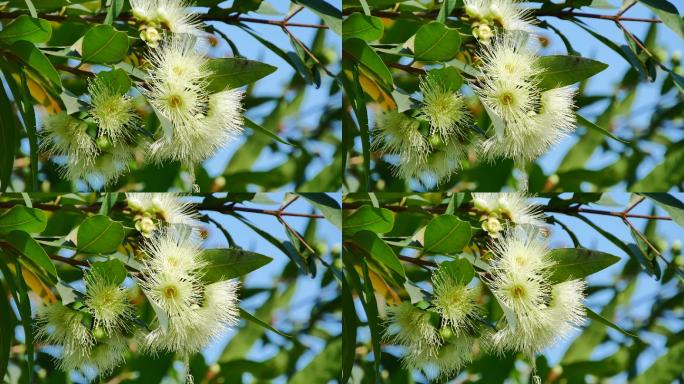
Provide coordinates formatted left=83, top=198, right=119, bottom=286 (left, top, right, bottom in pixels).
left=585, top=307, right=638, bottom=338
left=341, top=273, right=358, bottom=384
left=0, top=271, right=13, bottom=382
left=423, top=214, right=471, bottom=254
left=12, top=261, right=33, bottom=383
left=292, top=0, right=342, bottom=35
left=576, top=113, right=629, bottom=144
left=414, top=21, right=461, bottom=62
left=643, top=193, right=684, bottom=228
left=95, top=69, right=131, bottom=95
left=200, top=249, right=273, bottom=283
left=343, top=38, right=393, bottom=90
left=244, top=117, right=291, bottom=146
left=81, top=25, right=129, bottom=64
left=428, top=66, right=463, bottom=91
left=238, top=308, right=292, bottom=338
left=298, top=193, right=342, bottom=229
left=76, top=215, right=125, bottom=254
left=537, top=55, right=608, bottom=90
left=343, top=205, right=394, bottom=235
left=342, top=12, right=383, bottom=41
left=632, top=339, right=684, bottom=384
left=206, top=58, right=277, bottom=93
left=0, top=205, right=47, bottom=234
left=638, top=0, right=684, bottom=40
left=4, top=230, right=57, bottom=282
left=0, top=15, right=51, bottom=44
left=0, top=77, right=19, bottom=193
left=629, top=145, right=684, bottom=191
left=352, top=230, right=405, bottom=278
left=90, top=259, right=128, bottom=285
left=10, top=40, right=62, bottom=88
left=547, top=248, right=621, bottom=283
left=437, top=258, right=475, bottom=284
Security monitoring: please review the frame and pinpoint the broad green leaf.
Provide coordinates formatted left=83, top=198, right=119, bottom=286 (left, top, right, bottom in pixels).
left=200, top=249, right=272, bottom=283
left=91, top=259, right=128, bottom=285
left=244, top=117, right=292, bottom=146
left=585, top=307, right=638, bottom=338
left=428, top=66, right=463, bottom=91
left=632, top=339, right=684, bottom=384
left=298, top=193, right=342, bottom=229
left=239, top=308, right=292, bottom=338
left=81, top=25, right=129, bottom=64
left=437, top=258, right=475, bottom=284
left=343, top=205, right=394, bottom=235
left=4, top=230, right=57, bottom=282
left=643, top=193, right=684, bottom=228
left=76, top=215, right=125, bottom=254
left=423, top=214, right=471, bottom=254
left=0, top=205, right=47, bottom=234
left=547, top=248, right=620, bottom=283
left=537, top=55, right=608, bottom=90
left=343, top=38, right=393, bottom=90
left=352, top=230, right=405, bottom=278
left=206, top=58, right=277, bottom=93
left=414, top=22, right=461, bottom=62
left=638, top=0, right=684, bottom=40
left=341, top=273, right=358, bottom=383
left=12, top=261, right=33, bottom=382
left=629, top=145, right=684, bottom=191
left=10, top=40, right=62, bottom=88
left=342, top=12, right=383, bottom=41
left=292, top=0, right=342, bottom=35
left=95, top=69, right=131, bottom=95
left=576, top=114, right=629, bottom=144
left=0, top=15, right=51, bottom=44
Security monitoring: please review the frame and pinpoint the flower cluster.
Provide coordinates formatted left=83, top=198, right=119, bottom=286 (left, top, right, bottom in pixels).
left=373, top=73, right=472, bottom=186
left=385, top=210, right=586, bottom=378
left=140, top=228, right=240, bottom=356
left=145, top=35, right=244, bottom=171
left=384, top=266, right=485, bottom=378
left=474, top=34, right=576, bottom=163
left=130, top=0, right=204, bottom=46
left=470, top=192, right=545, bottom=236
left=41, top=32, right=244, bottom=190
left=36, top=269, right=132, bottom=378
left=36, top=196, right=240, bottom=379
left=487, top=228, right=586, bottom=359
left=374, top=2, right=577, bottom=186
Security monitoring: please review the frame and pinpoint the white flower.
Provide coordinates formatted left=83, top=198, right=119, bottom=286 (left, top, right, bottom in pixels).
left=419, top=74, right=470, bottom=140
left=464, top=0, right=534, bottom=39
left=65, top=143, right=133, bottom=188
left=149, top=89, right=244, bottom=166
left=59, top=332, right=128, bottom=376
left=41, top=112, right=98, bottom=168
left=140, top=228, right=240, bottom=356
left=406, top=336, right=478, bottom=378
left=373, top=111, right=429, bottom=165
left=126, top=193, right=199, bottom=227
left=471, top=193, right=545, bottom=229
left=84, top=269, right=132, bottom=336
left=36, top=302, right=94, bottom=355
left=431, top=268, right=480, bottom=333
left=130, top=0, right=157, bottom=23
left=473, top=34, right=577, bottom=163
left=487, top=229, right=587, bottom=358
left=88, top=74, right=137, bottom=144
left=156, top=0, right=204, bottom=36
left=384, top=302, right=442, bottom=359
left=397, top=138, right=467, bottom=187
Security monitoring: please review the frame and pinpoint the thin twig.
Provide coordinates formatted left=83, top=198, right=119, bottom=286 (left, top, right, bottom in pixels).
left=624, top=196, right=646, bottom=214
left=281, top=25, right=335, bottom=77
left=397, top=254, right=437, bottom=268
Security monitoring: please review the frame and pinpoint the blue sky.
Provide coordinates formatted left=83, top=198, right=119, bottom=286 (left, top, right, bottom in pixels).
left=202, top=0, right=342, bottom=186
